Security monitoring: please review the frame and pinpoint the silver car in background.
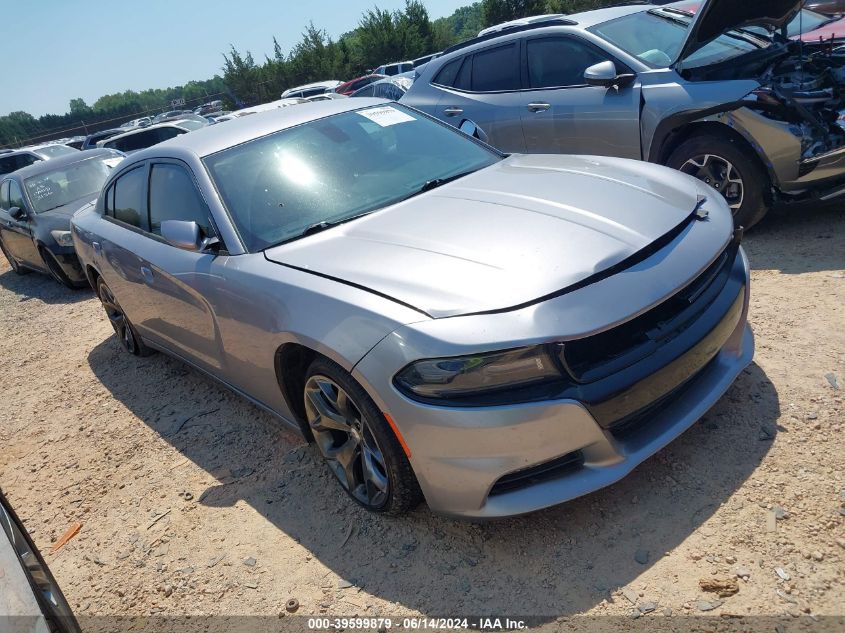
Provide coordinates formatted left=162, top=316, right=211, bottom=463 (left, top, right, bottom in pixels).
left=401, top=0, right=845, bottom=229
left=71, top=99, right=753, bottom=518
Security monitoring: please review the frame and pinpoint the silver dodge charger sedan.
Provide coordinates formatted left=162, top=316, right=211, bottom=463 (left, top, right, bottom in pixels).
left=71, top=99, right=754, bottom=518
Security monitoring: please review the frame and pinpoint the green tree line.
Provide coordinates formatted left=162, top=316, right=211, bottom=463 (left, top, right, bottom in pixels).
left=1, top=0, right=614, bottom=148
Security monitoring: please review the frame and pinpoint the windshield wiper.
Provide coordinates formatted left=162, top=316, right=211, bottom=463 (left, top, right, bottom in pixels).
left=403, top=168, right=480, bottom=201
left=271, top=212, right=374, bottom=248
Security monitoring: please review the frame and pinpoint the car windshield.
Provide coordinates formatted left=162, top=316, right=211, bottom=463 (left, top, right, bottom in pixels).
left=786, top=10, right=833, bottom=37
left=204, top=104, right=500, bottom=251
left=34, top=145, right=78, bottom=159
left=24, top=154, right=122, bottom=213
left=590, top=9, right=771, bottom=68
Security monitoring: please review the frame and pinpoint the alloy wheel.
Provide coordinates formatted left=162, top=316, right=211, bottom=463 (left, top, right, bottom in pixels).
left=43, top=250, right=70, bottom=286
left=680, top=154, right=745, bottom=213
left=304, top=375, right=390, bottom=508
left=98, top=283, right=137, bottom=354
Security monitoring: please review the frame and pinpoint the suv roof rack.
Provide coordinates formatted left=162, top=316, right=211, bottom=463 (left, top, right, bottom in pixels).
left=443, top=15, right=577, bottom=56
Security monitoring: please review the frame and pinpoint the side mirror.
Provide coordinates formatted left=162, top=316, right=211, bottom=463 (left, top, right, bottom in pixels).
left=458, top=119, right=490, bottom=144
left=9, top=206, right=25, bottom=220
left=160, top=220, right=204, bottom=251
left=584, top=61, right=619, bottom=87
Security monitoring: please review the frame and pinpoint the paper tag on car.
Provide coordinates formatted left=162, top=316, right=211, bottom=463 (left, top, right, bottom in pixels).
left=358, top=106, right=415, bottom=127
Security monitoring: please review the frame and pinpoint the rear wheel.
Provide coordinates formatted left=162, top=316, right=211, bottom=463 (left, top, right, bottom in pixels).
left=96, top=277, right=152, bottom=356
left=303, top=357, right=422, bottom=514
left=666, top=133, right=770, bottom=230
left=0, top=240, right=29, bottom=275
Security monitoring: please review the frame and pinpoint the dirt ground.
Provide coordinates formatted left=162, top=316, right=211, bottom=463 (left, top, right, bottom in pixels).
left=0, top=203, right=843, bottom=631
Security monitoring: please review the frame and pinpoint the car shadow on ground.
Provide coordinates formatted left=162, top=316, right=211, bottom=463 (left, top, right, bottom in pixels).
left=87, top=335, right=778, bottom=619
left=0, top=267, right=92, bottom=304
left=746, top=200, right=845, bottom=274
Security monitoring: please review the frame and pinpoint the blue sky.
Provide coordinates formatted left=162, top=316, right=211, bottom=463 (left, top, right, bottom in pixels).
left=4, top=0, right=463, bottom=118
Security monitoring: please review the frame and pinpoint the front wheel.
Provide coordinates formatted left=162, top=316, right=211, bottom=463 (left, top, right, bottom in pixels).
left=303, top=357, right=422, bottom=514
left=96, top=277, right=153, bottom=356
left=41, top=248, right=80, bottom=289
left=666, top=133, right=770, bottom=230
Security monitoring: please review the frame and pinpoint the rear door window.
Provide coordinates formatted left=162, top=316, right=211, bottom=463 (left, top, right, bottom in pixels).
left=471, top=44, right=520, bottom=92
left=0, top=180, right=9, bottom=208
left=433, top=57, right=462, bottom=87
left=112, top=167, right=146, bottom=228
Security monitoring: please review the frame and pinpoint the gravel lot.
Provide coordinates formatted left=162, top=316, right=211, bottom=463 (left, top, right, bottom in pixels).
left=0, top=203, right=843, bottom=630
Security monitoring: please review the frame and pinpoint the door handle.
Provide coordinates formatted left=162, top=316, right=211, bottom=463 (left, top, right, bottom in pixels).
left=443, top=107, right=463, bottom=117
left=93, top=241, right=102, bottom=256
left=140, top=266, right=154, bottom=284
left=527, top=102, right=551, bottom=112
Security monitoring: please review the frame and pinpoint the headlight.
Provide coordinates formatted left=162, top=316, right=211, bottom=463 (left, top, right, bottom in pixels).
left=394, top=346, right=563, bottom=400
left=50, top=230, right=74, bottom=247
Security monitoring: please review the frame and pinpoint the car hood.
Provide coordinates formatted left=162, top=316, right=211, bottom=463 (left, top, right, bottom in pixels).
left=264, top=155, right=710, bottom=318
left=673, top=0, right=801, bottom=65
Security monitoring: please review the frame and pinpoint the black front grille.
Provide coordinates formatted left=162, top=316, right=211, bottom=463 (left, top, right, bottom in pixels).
left=489, top=450, right=584, bottom=496
left=561, top=245, right=737, bottom=384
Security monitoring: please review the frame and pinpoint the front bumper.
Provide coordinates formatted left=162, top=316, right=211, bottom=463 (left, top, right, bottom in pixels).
left=355, top=240, right=753, bottom=518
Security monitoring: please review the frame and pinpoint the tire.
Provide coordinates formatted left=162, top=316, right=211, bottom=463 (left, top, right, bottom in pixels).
left=303, top=357, right=423, bottom=514
left=41, top=247, right=80, bottom=289
left=96, top=277, right=153, bottom=357
left=0, top=240, right=29, bottom=275
left=666, top=132, right=770, bottom=230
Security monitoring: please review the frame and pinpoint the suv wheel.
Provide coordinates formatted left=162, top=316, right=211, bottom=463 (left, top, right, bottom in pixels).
left=666, top=133, right=770, bottom=230
left=303, top=357, right=422, bottom=514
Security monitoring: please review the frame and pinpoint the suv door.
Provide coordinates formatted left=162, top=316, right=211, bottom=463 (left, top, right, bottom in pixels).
left=519, top=35, right=642, bottom=158
left=433, top=42, right=527, bottom=152
left=124, top=161, right=223, bottom=370
left=0, top=179, right=41, bottom=267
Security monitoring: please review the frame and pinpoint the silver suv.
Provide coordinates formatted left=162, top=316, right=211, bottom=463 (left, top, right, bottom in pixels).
left=401, top=0, right=845, bottom=228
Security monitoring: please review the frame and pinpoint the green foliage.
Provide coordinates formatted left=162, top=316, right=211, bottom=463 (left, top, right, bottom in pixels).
left=0, top=0, right=615, bottom=147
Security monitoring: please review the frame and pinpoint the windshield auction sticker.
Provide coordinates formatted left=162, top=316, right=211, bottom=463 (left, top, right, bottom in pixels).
left=358, top=105, right=415, bottom=127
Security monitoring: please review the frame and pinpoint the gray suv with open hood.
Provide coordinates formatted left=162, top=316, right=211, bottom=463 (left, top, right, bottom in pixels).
left=401, top=0, right=845, bottom=229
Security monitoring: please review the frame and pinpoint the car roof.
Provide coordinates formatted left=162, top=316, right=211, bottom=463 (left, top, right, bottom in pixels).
left=3, top=149, right=118, bottom=180
left=104, top=121, right=189, bottom=144
left=126, top=98, right=391, bottom=161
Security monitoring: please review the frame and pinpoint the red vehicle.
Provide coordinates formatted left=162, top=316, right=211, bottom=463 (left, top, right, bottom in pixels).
left=334, top=74, right=386, bottom=96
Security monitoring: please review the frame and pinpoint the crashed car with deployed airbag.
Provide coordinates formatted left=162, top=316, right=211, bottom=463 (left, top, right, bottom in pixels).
left=402, top=0, right=845, bottom=229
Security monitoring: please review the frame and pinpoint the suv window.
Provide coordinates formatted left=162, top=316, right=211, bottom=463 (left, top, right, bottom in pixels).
left=148, top=164, right=211, bottom=236
left=8, top=180, right=25, bottom=210
left=155, top=127, right=185, bottom=143
left=471, top=44, right=520, bottom=92
left=527, top=37, right=607, bottom=88
left=433, top=57, right=462, bottom=87
left=112, top=167, right=145, bottom=227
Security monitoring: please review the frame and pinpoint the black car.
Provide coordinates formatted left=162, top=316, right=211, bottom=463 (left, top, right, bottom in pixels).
left=0, top=149, right=124, bottom=288
left=81, top=128, right=125, bottom=151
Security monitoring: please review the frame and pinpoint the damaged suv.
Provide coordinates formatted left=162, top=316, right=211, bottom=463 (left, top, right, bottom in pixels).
left=401, top=0, right=845, bottom=228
